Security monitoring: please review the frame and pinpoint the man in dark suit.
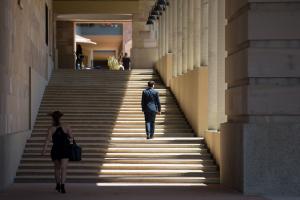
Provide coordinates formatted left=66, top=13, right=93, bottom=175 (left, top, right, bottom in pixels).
left=141, top=81, right=161, bottom=139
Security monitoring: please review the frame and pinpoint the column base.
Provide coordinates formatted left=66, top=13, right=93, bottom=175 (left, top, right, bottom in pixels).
left=221, top=122, right=300, bottom=195
left=0, top=130, right=30, bottom=191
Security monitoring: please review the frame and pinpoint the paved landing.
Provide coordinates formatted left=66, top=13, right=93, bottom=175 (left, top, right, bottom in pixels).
left=0, top=184, right=270, bottom=200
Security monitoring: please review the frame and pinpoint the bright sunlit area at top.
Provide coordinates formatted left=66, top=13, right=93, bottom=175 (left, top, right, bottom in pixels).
left=57, top=14, right=132, bottom=70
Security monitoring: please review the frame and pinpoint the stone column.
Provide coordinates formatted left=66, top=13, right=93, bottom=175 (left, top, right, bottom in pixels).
left=168, top=2, right=173, bottom=53
left=221, top=1, right=300, bottom=195
left=201, top=0, right=208, bottom=66
left=158, top=17, right=162, bottom=60
left=207, top=0, right=218, bottom=130
left=131, top=1, right=158, bottom=69
left=217, top=0, right=226, bottom=127
left=172, top=0, right=178, bottom=77
left=177, top=0, right=183, bottom=76
left=165, top=5, right=169, bottom=55
left=90, top=48, right=94, bottom=68
left=182, top=0, right=188, bottom=74
left=56, top=21, right=75, bottom=69
left=187, top=0, right=194, bottom=71
left=162, top=12, right=166, bottom=57
left=194, top=0, right=201, bottom=68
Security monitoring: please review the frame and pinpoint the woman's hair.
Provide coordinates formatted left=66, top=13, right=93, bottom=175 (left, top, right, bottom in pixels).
left=50, top=111, right=63, bottom=126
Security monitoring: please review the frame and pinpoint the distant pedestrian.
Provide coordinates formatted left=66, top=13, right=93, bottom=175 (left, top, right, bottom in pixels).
left=42, top=111, right=73, bottom=194
left=75, top=44, right=83, bottom=70
left=122, top=52, right=131, bottom=70
left=141, top=81, right=161, bottom=139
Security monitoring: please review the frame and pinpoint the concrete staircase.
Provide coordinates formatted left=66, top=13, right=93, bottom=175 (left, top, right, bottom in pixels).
left=15, top=69, right=220, bottom=186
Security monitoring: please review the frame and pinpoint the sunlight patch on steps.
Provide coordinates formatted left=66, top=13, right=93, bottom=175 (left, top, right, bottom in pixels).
left=104, top=152, right=205, bottom=156
left=101, top=163, right=205, bottom=167
left=98, top=169, right=205, bottom=173
left=110, top=137, right=203, bottom=141
left=96, top=183, right=208, bottom=186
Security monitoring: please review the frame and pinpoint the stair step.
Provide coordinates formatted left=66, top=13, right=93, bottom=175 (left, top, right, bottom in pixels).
left=30, top=134, right=194, bottom=138
left=25, top=143, right=204, bottom=148
left=34, top=123, right=190, bottom=128
left=39, top=104, right=174, bottom=108
left=15, top=177, right=219, bottom=185
left=41, top=97, right=169, bottom=100
left=41, top=101, right=176, bottom=104
left=40, top=103, right=176, bottom=107
left=31, top=136, right=199, bottom=141
left=44, top=91, right=171, bottom=94
left=36, top=115, right=185, bottom=118
left=25, top=147, right=208, bottom=154
left=27, top=137, right=204, bottom=142
left=22, top=153, right=212, bottom=159
left=37, top=112, right=181, bottom=115
left=16, top=169, right=218, bottom=176
left=32, top=128, right=193, bottom=132
left=20, top=158, right=214, bottom=164
left=19, top=163, right=217, bottom=170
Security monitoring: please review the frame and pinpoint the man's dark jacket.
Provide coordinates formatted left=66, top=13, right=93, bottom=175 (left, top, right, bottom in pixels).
left=141, top=87, right=161, bottom=113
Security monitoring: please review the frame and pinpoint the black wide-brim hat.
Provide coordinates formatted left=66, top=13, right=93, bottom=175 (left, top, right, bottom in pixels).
left=48, top=110, right=64, bottom=118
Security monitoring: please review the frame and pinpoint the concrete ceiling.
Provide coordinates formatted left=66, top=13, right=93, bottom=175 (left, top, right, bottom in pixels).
left=57, top=14, right=132, bottom=21
left=53, top=0, right=139, bottom=1
left=53, top=0, right=140, bottom=15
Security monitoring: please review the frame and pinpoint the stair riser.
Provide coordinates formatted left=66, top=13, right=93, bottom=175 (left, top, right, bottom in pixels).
left=25, top=144, right=205, bottom=148
left=19, top=165, right=217, bottom=170
left=24, top=149, right=208, bottom=154
left=32, top=129, right=194, bottom=133
left=26, top=139, right=205, bottom=144
left=16, top=172, right=219, bottom=177
left=34, top=124, right=191, bottom=128
left=40, top=103, right=175, bottom=106
left=22, top=155, right=212, bottom=159
left=36, top=115, right=184, bottom=118
left=40, top=106, right=171, bottom=109
left=16, top=178, right=220, bottom=184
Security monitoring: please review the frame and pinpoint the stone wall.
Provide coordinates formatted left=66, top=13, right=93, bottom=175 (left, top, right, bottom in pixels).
left=156, top=54, right=209, bottom=137
left=0, top=0, right=54, bottom=190
left=170, top=68, right=209, bottom=137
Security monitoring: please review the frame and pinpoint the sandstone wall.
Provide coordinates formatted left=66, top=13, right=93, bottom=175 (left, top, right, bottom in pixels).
left=0, top=0, right=54, bottom=190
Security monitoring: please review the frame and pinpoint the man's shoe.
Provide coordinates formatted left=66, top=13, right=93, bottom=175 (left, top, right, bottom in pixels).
left=150, top=135, right=154, bottom=139
left=146, top=135, right=150, bottom=139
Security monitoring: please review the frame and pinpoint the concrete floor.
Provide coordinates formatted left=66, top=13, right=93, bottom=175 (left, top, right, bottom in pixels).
left=0, top=184, right=271, bottom=200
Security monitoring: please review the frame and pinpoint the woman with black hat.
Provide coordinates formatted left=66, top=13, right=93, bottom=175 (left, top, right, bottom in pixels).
left=41, top=111, right=73, bottom=194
